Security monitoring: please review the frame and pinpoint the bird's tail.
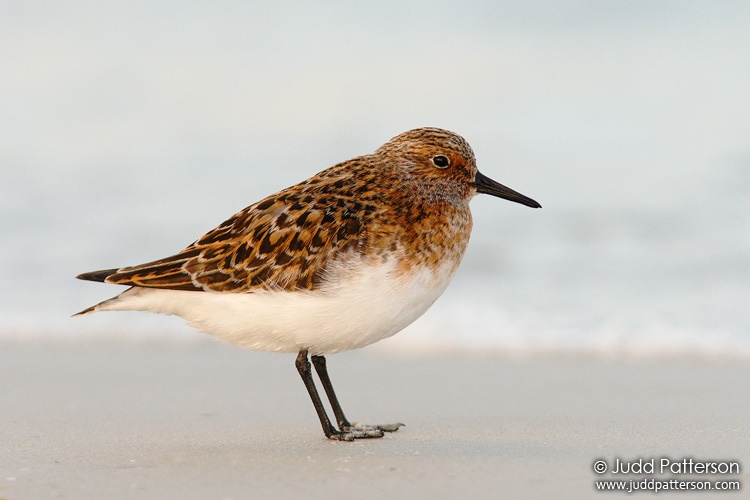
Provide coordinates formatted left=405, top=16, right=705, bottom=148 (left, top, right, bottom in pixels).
left=73, top=268, right=120, bottom=316
left=76, top=268, right=119, bottom=283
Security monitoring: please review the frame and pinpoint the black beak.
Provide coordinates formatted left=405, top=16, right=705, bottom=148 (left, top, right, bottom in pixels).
left=472, top=170, right=541, bottom=208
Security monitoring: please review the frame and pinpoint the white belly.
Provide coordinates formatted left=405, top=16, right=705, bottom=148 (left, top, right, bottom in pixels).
left=95, top=259, right=456, bottom=354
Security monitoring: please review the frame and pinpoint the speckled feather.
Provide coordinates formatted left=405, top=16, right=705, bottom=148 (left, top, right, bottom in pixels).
left=81, top=128, right=477, bottom=294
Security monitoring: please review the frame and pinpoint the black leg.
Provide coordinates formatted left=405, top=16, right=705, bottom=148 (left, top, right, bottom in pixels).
left=295, top=350, right=338, bottom=438
left=311, top=354, right=351, bottom=430
left=295, top=351, right=403, bottom=441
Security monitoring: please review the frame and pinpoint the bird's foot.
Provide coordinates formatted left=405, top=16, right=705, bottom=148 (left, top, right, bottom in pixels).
left=328, top=422, right=404, bottom=441
left=348, top=421, right=404, bottom=433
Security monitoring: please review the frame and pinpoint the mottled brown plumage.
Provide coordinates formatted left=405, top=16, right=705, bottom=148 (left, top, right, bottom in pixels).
left=78, top=128, right=500, bottom=293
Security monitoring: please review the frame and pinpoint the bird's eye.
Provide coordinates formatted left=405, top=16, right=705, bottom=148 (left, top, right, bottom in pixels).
left=431, top=155, right=450, bottom=169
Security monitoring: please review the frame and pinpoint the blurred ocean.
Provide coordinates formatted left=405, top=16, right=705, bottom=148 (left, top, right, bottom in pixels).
left=2, top=1, right=749, bottom=357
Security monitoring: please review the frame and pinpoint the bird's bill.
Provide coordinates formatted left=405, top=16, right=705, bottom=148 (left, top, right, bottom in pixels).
left=472, top=170, right=541, bottom=208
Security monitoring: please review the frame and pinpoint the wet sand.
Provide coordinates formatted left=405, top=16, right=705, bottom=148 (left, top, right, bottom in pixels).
left=1, top=340, right=747, bottom=499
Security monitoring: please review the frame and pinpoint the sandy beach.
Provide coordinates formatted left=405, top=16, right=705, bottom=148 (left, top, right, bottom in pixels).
left=1, top=339, right=747, bottom=499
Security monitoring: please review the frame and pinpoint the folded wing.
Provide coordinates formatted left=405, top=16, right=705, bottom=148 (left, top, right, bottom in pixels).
left=77, top=193, right=366, bottom=293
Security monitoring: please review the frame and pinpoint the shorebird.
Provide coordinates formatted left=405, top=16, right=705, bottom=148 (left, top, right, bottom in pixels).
left=76, top=127, right=541, bottom=440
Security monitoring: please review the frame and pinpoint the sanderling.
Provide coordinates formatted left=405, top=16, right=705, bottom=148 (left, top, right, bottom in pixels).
left=76, top=127, right=541, bottom=440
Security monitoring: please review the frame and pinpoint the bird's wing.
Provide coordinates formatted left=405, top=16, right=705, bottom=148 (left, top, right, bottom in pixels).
left=79, top=193, right=366, bottom=292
